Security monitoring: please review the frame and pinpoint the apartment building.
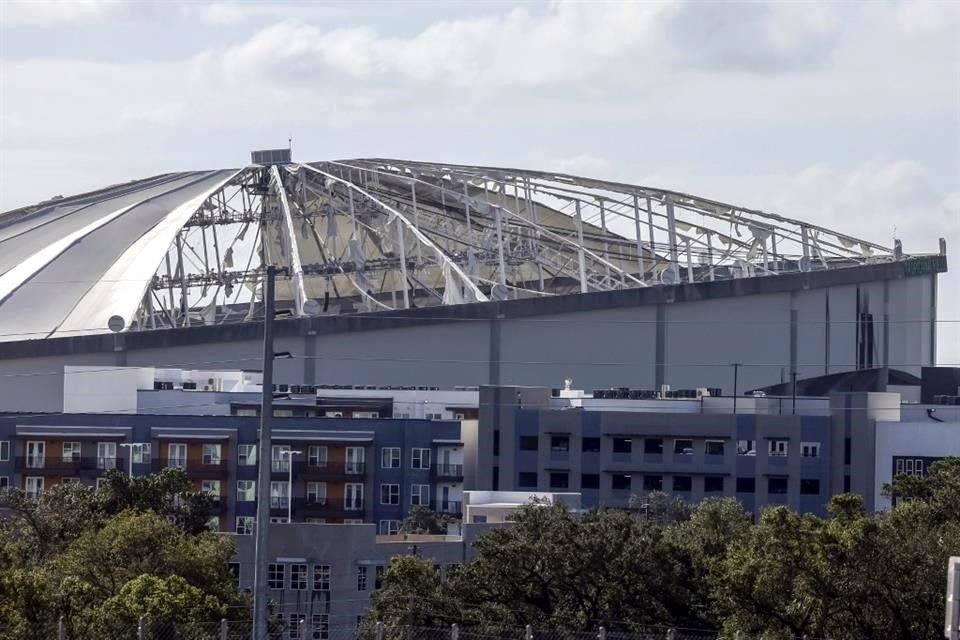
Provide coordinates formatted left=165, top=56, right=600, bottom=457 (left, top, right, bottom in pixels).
left=478, top=377, right=960, bottom=516
left=0, top=412, right=476, bottom=535
left=227, top=491, right=577, bottom=638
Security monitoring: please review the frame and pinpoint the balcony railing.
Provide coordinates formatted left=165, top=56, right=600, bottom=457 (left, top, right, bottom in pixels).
left=150, top=459, right=228, bottom=478
left=431, top=464, right=464, bottom=480
left=271, top=461, right=368, bottom=479
left=16, top=456, right=127, bottom=475
left=434, top=500, right=463, bottom=515
left=268, top=497, right=365, bottom=519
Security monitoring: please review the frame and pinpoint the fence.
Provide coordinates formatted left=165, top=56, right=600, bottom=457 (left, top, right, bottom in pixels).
left=43, top=618, right=828, bottom=640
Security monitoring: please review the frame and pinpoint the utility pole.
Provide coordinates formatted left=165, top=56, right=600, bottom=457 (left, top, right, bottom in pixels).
left=252, top=265, right=277, bottom=640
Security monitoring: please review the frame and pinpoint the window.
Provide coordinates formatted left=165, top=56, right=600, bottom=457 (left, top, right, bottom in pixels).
left=62, top=442, right=81, bottom=461
left=895, top=458, right=904, bottom=474
left=235, top=408, right=257, bottom=417
left=229, top=562, right=241, bottom=589
left=312, top=565, right=330, bottom=591
left=518, top=472, right=538, bottom=488
left=26, top=441, right=45, bottom=468
left=801, top=442, right=821, bottom=458
left=672, top=476, right=692, bottom=492
left=167, top=443, right=186, bottom=469
left=307, top=482, right=327, bottom=505
left=674, top=439, right=693, bottom=455
left=306, top=518, right=326, bottom=524
left=206, top=516, right=220, bottom=532
left=581, top=437, right=601, bottom=452
left=550, top=436, right=569, bottom=452
left=705, top=476, right=724, bottom=493
left=737, top=440, right=756, bottom=456
left=308, top=446, right=327, bottom=467
left=844, top=438, right=851, bottom=465
left=613, top=437, right=632, bottom=454
left=643, top=475, right=662, bottom=491
left=0, top=440, right=8, bottom=462
left=410, top=484, right=430, bottom=506
left=906, top=458, right=914, bottom=474
left=131, top=443, right=151, bottom=464
left=736, top=477, right=755, bottom=493
left=346, top=446, right=365, bottom=473
left=519, top=436, right=539, bottom=451
left=410, top=448, right=431, bottom=470
left=612, top=474, right=632, bottom=491
left=380, top=484, right=400, bottom=505
left=345, top=483, right=363, bottom=510
left=705, top=440, right=725, bottom=456
left=237, top=480, right=256, bottom=502
left=581, top=473, right=600, bottom=489
left=357, top=566, right=368, bottom=591
left=97, top=442, right=117, bottom=470
left=25, top=477, right=44, bottom=499
left=236, top=516, right=255, bottom=535
left=381, top=447, right=401, bottom=469
left=311, top=613, right=329, bottom=640
left=201, top=480, right=221, bottom=496
left=0, top=477, right=8, bottom=489
left=61, top=477, right=81, bottom=486
left=202, top=444, right=221, bottom=465
left=378, top=520, right=401, bottom=535
left=270, top=481, right=289, bottom=508
left=768, top=440, right=788, bottom=457
left=493, top=430, right=500, bottom=456
left=238, top=444, right=256, bottom=466
left=844, top=475, right=850, bottom=492
left=375, top=566, right=385, bottom=590
left=801, top=479, right=820, bottom=495
left=549, top=472, right=569, bottom=489
left=270, top=517, right=289, bottom=524
left=272, top=445, right=291, bottom=472
left=287, top=615, right=303, bottom=640
left=472, top=515, right=488, bottom=524
left=290, top=564, right=308, bottom=590
left=768, top=477, right=788, bottom=494
left=274, top=409, right=293, bottom=418
left=916, top=459, right=924, bottom=475
left=644, top=438, right=663, bottom=454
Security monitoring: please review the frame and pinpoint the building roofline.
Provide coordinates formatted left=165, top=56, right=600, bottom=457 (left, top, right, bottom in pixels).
left=0, top=254, right=945, bottom=361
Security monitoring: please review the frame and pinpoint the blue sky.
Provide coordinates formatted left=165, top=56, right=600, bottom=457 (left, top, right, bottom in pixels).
left=0, top=0, right=957, bottom=362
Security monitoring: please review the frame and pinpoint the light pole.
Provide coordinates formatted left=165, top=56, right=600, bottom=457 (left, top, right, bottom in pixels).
left=282, top=449, right=303, bottom=523
left=118, top=442, right=148, bottom=478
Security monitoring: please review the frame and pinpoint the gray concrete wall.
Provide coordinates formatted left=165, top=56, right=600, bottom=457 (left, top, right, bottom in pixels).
left=0, top=269, right=939, bottom=413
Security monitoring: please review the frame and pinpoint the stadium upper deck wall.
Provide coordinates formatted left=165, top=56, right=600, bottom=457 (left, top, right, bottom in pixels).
left=0, top=256, right=944, bottom=413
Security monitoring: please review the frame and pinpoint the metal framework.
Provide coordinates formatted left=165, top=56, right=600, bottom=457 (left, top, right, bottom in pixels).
left=0, top=158, right=910, bottom=337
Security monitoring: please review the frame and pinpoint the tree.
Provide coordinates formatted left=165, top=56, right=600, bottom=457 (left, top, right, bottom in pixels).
left=400, top=505, right=451, bottom=535
left=629, top=491, right=692, bottom=524
left=0, top=475, right=244, bottom=640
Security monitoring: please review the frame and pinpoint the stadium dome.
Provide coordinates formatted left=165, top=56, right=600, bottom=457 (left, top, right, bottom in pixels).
left=0, top=153, right=901, bottom=342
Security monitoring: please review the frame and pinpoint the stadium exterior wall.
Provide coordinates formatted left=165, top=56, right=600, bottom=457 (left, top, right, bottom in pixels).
left=0, top=257, right=944, bottom=413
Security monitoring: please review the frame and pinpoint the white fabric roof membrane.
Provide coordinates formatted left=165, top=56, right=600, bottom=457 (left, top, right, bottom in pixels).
left=0, top=170, right=236, bottom=341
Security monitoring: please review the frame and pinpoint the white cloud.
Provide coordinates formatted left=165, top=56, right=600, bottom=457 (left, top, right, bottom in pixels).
left=896, top=0, right=960, bottom=34
left=0, top=0, right=168, bottom=25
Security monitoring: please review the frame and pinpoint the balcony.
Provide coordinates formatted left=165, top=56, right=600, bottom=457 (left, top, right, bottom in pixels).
left=17, top=456, right=126, bottom=475
left=151, top=459, right=228, bottom=478
left=270, top=497, right=366, bottom=520
left=430, top=464, right=464, bottom=481
left=272, top=461, right=367, bottom=480
left=433, top=499, right=463, bottom=515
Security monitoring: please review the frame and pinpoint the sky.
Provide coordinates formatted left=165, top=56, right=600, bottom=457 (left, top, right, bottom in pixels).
left=0, top=0, right=957, bottom=363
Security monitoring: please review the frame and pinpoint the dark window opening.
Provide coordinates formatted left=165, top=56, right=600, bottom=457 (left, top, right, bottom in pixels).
left=644, top=438, right=663, bottom=454
left=611, top=474, right=632, bottom=491
left=704, top=476, right=724, bottom=492
left=492, top=466, right=499, bottom=491
left=800, top=479, right=820, bottom=495
left=674, top=439, right=693, bottom=455
left=581, top=473, right=599, bottom=489
left=672, top=475, right=692, bottom=492
left=844, top=438, right=851, bottom=465
left=705, top=441, right=725, bottom=456
left=643, top=475, right=662, bottom=491
left=519, top=436, right=539, bottom=451
left=549, top=472, right=569, bottom=489
left=581, top=437, right=601, bottom=453
left=844, top=475, right=851, bottom=492
left=518, top=472, right=538, bottom=488
left=493, top=430, right=500, bottom=456
left=550, top=436, right=570, bottom=452
left=613, top=438, right=632, bottom=454
left=768, top=477, right=788, bottom=495
left=736, top=477, right=755, bottom=493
